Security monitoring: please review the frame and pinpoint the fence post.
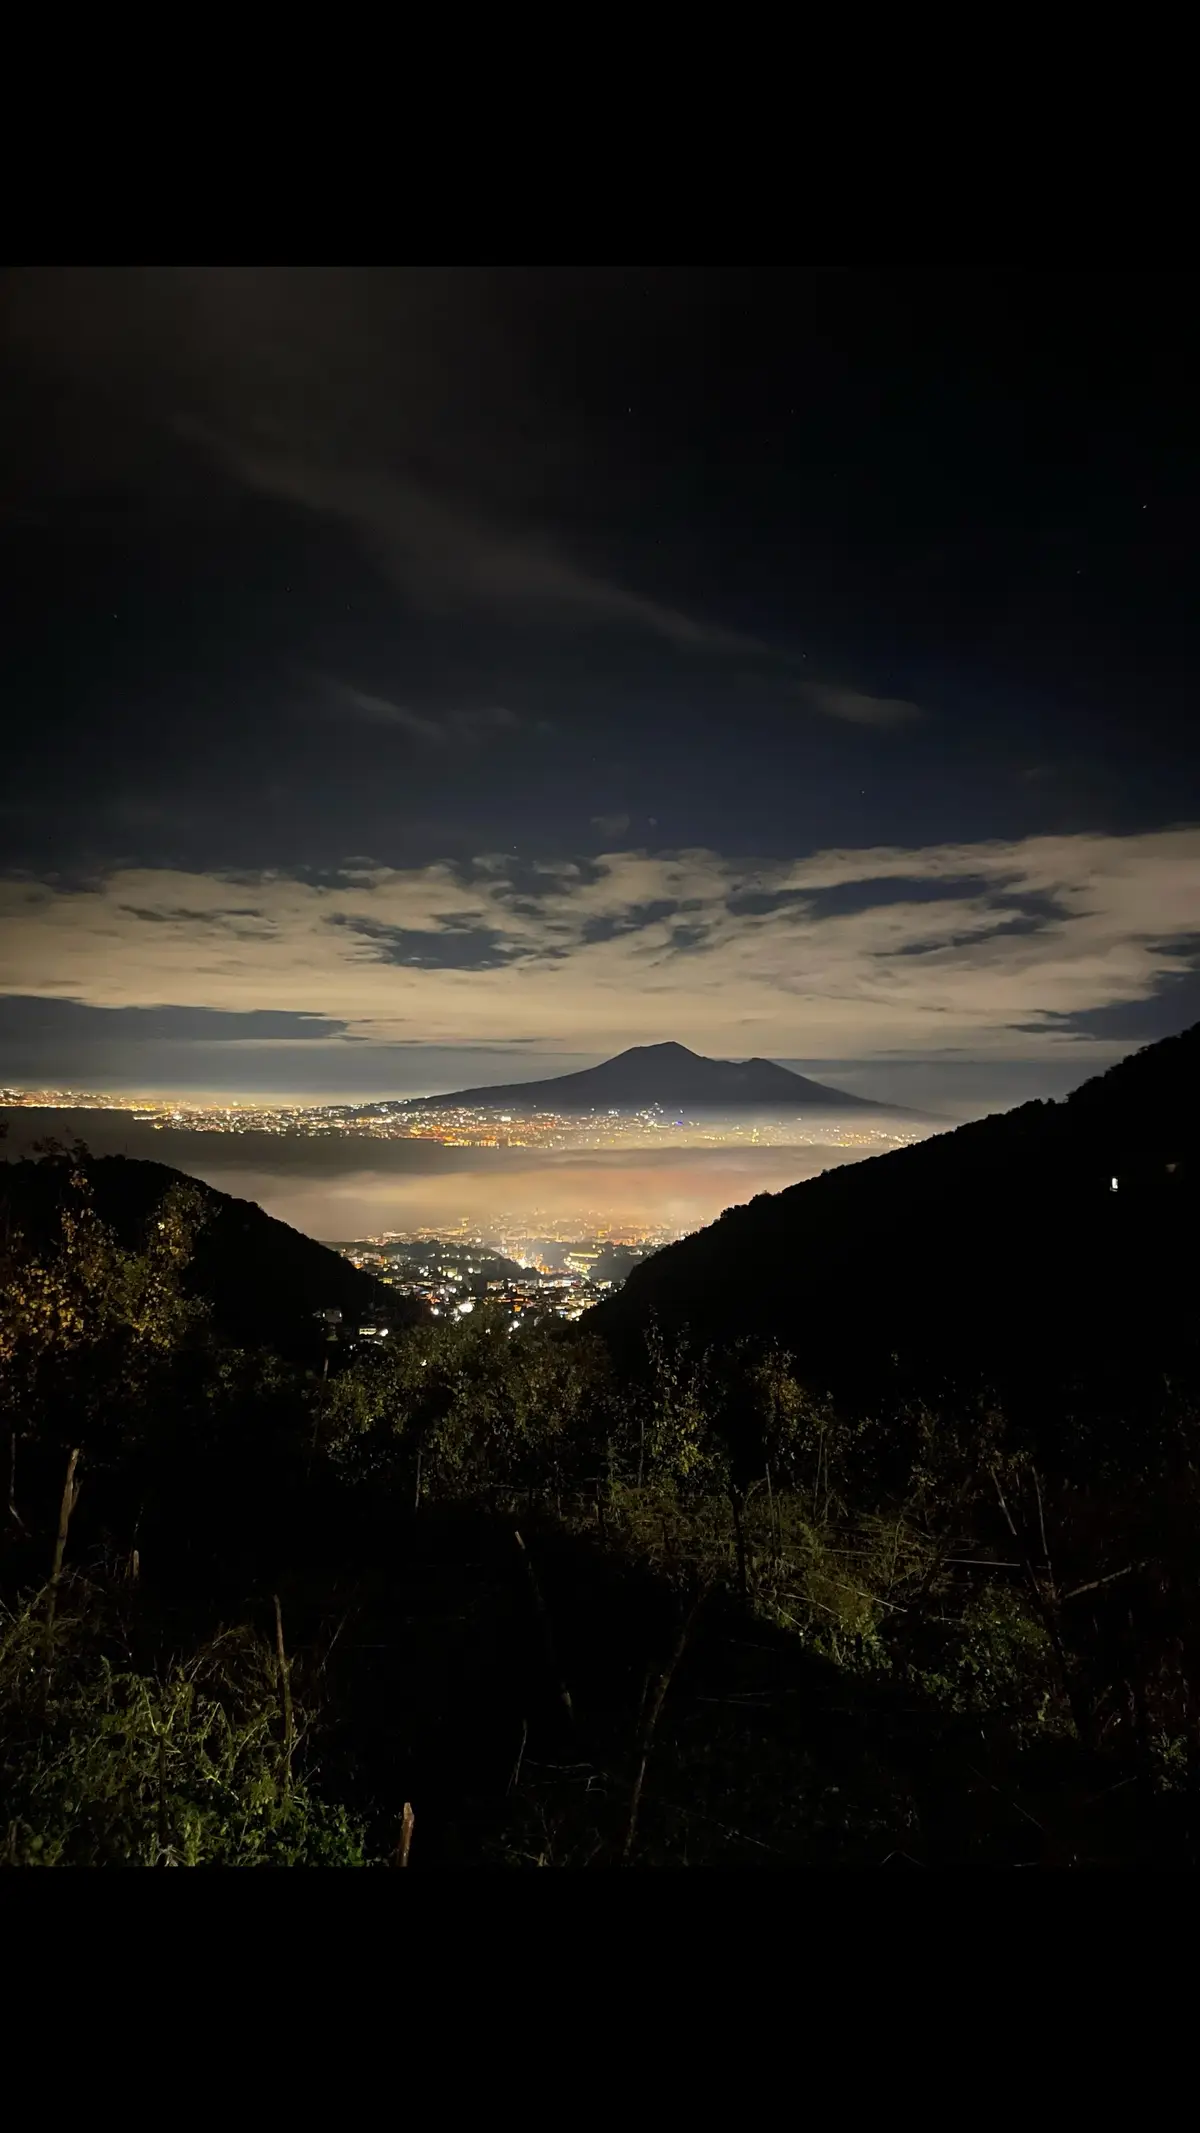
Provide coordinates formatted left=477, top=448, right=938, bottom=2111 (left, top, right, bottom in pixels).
left=396, top=1802, right=415, bottom=1867
left=273, top=1594, right=295, bottom=1793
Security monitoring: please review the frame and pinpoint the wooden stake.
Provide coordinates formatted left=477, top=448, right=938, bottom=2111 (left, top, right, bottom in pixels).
left=396, top=1801, right=415, bottom=1868
left=49, top=1447, right=80, bottom=1588
left=42, top=1447, right=81, bottom=1718
left=44, top=1446, right=81, bottom=1647
left=273, top=1594, right=295, bottom=1790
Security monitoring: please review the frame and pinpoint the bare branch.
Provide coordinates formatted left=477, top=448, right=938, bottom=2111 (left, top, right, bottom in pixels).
left=1032, top=1468, right=1052, bottom=1577
left=1063, top=1564, right=1138, bottom=1602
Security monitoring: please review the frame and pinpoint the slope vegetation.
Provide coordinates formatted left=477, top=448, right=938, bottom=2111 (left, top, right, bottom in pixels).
left=0, top=1152, right=412, bottom=1351
left=598, top=1025, right=1200, bottom=1427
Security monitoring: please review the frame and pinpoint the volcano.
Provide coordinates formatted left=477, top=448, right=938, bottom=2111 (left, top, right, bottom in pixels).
left=403, top=1042, right=911, bottom=1115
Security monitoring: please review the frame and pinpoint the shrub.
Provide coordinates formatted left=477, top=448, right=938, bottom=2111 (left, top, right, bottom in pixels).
left=0, top=1582, right=371, bottom=1868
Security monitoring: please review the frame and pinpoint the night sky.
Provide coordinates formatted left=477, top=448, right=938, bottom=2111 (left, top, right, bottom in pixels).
left=2, top=268, right=1198, bottom=1113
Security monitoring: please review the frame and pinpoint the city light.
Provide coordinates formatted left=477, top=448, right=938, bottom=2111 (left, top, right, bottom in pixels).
left=0, top=1088, right=927, bottom=1158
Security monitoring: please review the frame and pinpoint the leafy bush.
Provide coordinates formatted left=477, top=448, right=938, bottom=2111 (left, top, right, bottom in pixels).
left=0, top=1167, right=211, bottom=1472
left=907, top=1582, right=1068, bottom=1734
left=318, top=1309, right=608, bottom=1495
left=0, top=1582, right=370, bottom=1868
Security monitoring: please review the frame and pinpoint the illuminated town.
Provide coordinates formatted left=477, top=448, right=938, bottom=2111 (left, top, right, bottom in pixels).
left=325, top=1215, right=682, bottom=1327
left=0, top=1089, right=927, bottom=1155
left=0, top=1089, right=930, bottom=1332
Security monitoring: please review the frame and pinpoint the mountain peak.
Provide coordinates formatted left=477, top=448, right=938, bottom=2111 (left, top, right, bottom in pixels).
left=403, top=1041, right=896, bottom=1115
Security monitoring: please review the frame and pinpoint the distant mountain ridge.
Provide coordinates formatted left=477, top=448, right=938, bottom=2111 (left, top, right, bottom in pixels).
left=402, top=1041, right=920, bottom=1116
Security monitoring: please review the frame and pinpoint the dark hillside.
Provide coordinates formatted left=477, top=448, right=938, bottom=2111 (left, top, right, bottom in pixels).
left=0, top=1153, right=416, bottom=1352
left=598, top=1025, right=1200, bottom=1434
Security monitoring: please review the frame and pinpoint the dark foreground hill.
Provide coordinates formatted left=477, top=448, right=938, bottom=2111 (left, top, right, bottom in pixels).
left=402, top=1040, right=911, bottom=1116
left=0, top=1153, right=414, bottom=1352
left=596, top=1024, right=1200, bottom=1431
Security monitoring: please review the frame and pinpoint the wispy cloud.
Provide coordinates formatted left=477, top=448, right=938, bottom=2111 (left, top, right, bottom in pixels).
left=191, top=424, right=764, bottom=656
left=309, top=674, right=541, bottom=747
left=184, top=422, right=928, bottom=732
left=801, top=682, right=926, bottom=728
left=3, top=829, right=1198, bottom=1062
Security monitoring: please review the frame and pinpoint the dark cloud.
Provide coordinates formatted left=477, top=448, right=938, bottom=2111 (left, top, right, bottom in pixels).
left=580, top=900, right=681, bottom=945
left=327, top=914, right=520, bottom=971
left=482, top=857, right=609, bottom=905
left=117, top=905, right=274, bottom=936
left=883, top=913, right=1053, bottom=957
left=0, top=997, right=350, bottom=1045
left=1013, top=957, right=1200, bottom=1042
left=729, top=876, right=990, bottom=921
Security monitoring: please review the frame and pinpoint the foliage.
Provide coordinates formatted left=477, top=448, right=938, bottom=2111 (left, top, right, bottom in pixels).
left=318, top=1308, right=609, bottom=1495
left=0, top=1165, right=211, bottom=1466
left=0, top=1581, right=370, bottom=1868
left=905, top=1582, right=1067, bottom=1734
left=4, top=1146, right=1200, bottom=1866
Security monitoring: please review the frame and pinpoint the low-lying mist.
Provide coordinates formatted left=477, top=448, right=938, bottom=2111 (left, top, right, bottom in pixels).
left=0, top=1108, right=914, bottom=1240
left=202, top=1146, right=872, bottom=1241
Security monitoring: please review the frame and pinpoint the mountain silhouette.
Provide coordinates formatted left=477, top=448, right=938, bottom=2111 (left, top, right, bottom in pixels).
left=595, top=1023, right=1200, bottom=1430
left=0, top=1153, right=418, bottom=1352
left=402, top=1041, right=915, bottom=1116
